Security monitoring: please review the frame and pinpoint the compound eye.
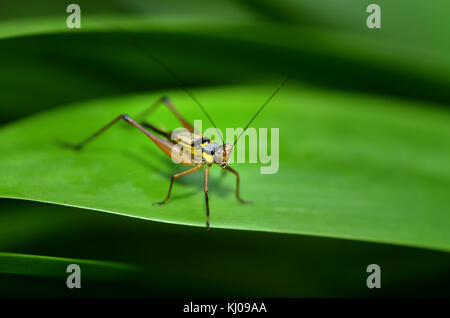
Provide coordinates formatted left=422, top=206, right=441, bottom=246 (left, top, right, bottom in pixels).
left=215, top=145, right=224, bottom=154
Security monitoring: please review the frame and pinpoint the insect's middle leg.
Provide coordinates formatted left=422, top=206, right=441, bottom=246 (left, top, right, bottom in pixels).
left=156, top=164, right=203, bottom=205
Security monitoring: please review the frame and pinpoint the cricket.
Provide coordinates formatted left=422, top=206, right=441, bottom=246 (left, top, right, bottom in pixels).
left=62, top=39, right=288, bottom=229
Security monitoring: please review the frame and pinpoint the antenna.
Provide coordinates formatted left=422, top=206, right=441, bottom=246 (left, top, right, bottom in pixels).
left=113, top=25, right=225, bottom=144
left=234, top=76, right=289, bottom=146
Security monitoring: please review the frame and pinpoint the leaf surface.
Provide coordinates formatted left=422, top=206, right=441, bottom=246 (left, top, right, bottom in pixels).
left=0, top=85, right=449, bottom=251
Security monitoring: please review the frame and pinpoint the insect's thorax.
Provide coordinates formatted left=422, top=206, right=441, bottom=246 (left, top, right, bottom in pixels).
left=171, top=130, right=220, bottom=165
left=198, top=138, right=219, bottom=164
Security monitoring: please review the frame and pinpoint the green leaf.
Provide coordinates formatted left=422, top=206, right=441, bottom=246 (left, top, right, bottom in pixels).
left=0, top=85, right=449, bottom=251
left=0, top=252, right=138, bottom=279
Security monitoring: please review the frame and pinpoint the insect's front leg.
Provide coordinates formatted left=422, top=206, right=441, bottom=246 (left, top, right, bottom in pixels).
left=225, top=166, right=250, bottom=204
left=204, top=165, right=210, bottom=230
left=155, top=164, right=203, bottom=205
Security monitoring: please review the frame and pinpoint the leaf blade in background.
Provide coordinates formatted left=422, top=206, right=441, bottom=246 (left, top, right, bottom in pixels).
left=1, top=3, right=450, bottom=124
left=0, top=252, right=138, bottom=279
left=1, top=199, right=449, bottom=297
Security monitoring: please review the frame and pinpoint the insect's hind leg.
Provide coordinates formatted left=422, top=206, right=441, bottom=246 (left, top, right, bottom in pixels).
left=60, top=114, right=168, bottom=152
left=155, top=164, right=203, bottom=205
left=141, top=121, right=172, bottom=139
left=60, top=114, right=126, bottom=150
left=137, top=97, right=195, bottom=133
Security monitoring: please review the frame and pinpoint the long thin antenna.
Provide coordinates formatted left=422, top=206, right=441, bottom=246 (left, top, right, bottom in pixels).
left=113, top=25, right=224, bottom=144
left=234, top=76, right=289, bottom=146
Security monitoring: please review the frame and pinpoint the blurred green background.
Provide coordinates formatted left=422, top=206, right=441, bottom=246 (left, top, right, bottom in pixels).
left=0, top=0, right=449, bottom=297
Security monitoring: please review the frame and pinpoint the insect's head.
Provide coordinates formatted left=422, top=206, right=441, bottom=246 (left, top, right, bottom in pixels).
left=214, top=143, right=234, bottom=168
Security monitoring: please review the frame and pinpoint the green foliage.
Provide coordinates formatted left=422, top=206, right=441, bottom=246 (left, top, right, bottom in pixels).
left=1, top=200, right=449, bottom=297
left=1, top=85, right=449, bottom=251
left=0, top=252, right=137, bottom=279
left=1, top=0, right=449, bottom=297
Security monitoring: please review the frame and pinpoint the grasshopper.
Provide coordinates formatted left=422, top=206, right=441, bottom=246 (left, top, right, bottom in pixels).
left=63, top=32, right=288, bottom=229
